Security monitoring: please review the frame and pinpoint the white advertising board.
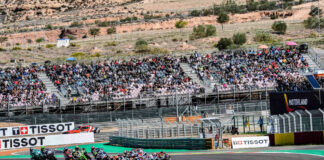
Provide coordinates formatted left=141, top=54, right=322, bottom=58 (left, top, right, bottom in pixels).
left=0, top=122, right=74, bottom=137
left=0, top=132, right=94, bottom=149
left=231, top=136, right=269, bottom=149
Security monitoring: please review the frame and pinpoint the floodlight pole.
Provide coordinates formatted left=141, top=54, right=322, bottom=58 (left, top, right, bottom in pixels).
left=318, top=0, right=321, bottom=33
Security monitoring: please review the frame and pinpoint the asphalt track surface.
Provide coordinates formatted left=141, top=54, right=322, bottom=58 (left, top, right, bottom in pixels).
left=0, top=153, right=323, bottom=160
left=3, top=145, right=324, bottom=160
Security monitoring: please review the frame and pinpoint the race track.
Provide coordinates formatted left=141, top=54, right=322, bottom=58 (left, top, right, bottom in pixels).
left=2, top=145, right=324, bottom=160
left=1, top=152, right=323, bottom=160
left=173, top=153, right=324, bottom=160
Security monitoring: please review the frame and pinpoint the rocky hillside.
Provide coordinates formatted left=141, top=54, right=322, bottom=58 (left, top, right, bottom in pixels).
left=0, top=0, right=130, bottom=23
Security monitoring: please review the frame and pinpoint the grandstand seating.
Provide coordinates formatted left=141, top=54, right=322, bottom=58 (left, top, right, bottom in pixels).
left=0, top=47, right=318, bottom=108
left=187, top=48, right=311, bottom=92
left=0, top=66, right=58, bottom=108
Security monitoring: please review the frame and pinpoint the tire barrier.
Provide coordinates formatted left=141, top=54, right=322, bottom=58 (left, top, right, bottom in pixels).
left=109, top=136, right=207, bottom=150
left=269, top=131, right=324, bottom=146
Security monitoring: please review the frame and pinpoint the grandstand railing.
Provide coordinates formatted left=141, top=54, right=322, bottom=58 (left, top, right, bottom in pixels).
left=0, top=99, right=269, bottom=125
left=269, top=109, right=324, bottom=134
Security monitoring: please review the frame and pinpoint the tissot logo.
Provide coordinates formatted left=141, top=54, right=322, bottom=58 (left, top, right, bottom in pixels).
left=20, top=127, right=28, bottom=135
left=12, top=127, right=20, bottom=135
left=0, top=122, right=74, bottom=137
left=232, top=136, right=270, bottom=149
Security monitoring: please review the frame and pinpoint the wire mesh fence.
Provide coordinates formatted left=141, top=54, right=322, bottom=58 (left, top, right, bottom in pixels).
left=270, top=109, right=324, bottom=133
left=117, top=117, right=222, bottom=140
left=0, top=100, right=270, bottom=125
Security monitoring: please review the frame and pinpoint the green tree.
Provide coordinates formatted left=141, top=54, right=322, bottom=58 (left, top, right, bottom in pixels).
left=107, top=27, right=116, bottom=35
left=205, top=25, right=217, bottom=37
left=0, top=37, right=8, bottom=46
left=232, top=33, right=247, bottom=45
left=309, top=5, right=322, bottom=17
left=135, top=38, right=148, bottom=48
left=254, top=31, right=273, bottom=42
left=216, top=38, right=233, bottom=50
left=175, top=20, right=188, bottom=29
left=45, top=24, right=54, bottom=30
left=89, top=28, right=100, bottom=40
left=190, top=25, right=206, bottom=40
left=70, top=21, right=83, bottom=28
left=91, top=53, right=101, bottom=59
left=217, top=12, right=230, bottom=30
left=36, top=37, right=45, bottom=43
left=190, top=10, right=201, bottom=17
left=190, top=25, right=216, bottom=40
left=135, top=38, right=149, bottom=52
left=272, top=21, right=287, bottom=34
left=71, top=52, right=86, bottom=58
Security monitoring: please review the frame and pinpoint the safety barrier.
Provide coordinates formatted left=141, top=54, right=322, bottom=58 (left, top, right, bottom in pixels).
left=274, top=133, right=294, bottom=146
left=164, top=116, right=202, bottom=123
left=109, top=136, right=207, bottom=150
left=205, top=138, right=215, bottom=149
left=164, top=117, right=178, bottom=123
left=294, top=131, right=323, bottom=145
left=269, top=131, right=324, bottom=146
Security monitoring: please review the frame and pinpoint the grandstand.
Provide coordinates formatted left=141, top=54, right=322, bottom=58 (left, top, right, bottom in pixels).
left=0, top=46, right=322, bottom=118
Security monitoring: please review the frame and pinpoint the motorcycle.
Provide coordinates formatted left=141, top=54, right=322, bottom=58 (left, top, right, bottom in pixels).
left=73, top=148, right=91, bottom=160
left=43, top=148, right=57, bottom=160
left=63, top=148, right=73, bottom=160
left=30, top=148, right=42, bottom=160
left=91, top=147, right=110, bottom=160
left=157, top=152, right=171, bottom=160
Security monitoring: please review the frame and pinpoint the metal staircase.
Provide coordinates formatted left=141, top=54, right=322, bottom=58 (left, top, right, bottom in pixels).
left=37, top=72, right=70, bottom=108
left=180, top=63, right=213, bottom=94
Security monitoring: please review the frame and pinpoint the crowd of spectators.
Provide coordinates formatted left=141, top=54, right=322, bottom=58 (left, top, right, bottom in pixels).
left=187, top=47, right=312, bottom=92
left=0, top=66, right=58, bottom=108
left=0, top=46, right=318, bottom=107
left=44, top=56, right=200, bottom=103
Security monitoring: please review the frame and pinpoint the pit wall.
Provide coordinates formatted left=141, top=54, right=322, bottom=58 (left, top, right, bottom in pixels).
left=269, top=131, right=324, bottom=146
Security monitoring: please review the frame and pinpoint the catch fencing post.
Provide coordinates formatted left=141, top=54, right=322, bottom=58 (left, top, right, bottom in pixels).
left=305, top=110, right=313, bottom=131
left=319, top=108, right=324, bottom=130
left=279, top=115, right=286, bottom=133
left=284, top=114, right=291, bottom=133
left=289, top=112, right=297, bottom=132
left=296, top=111, right=303, bottom=132
left=183, top=123, right=186, bottom=137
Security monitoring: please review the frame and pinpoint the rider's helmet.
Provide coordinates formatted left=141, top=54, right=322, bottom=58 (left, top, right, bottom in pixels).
left=91, top=146, right=95, bottom=150
left=40, top=146, right=45, bottom=152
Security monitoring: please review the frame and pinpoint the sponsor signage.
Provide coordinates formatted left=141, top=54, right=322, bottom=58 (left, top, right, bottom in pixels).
left=231, top=136, right=269, bottom=149
left=0, top=133, right=94, bottom=149
left=269, top=91, right=324, bottom=115
left=0, top=122, right=74, bottom=137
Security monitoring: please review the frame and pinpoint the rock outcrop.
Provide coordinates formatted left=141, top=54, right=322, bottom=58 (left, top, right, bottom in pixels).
left=0, top=0, right=130, bottom=23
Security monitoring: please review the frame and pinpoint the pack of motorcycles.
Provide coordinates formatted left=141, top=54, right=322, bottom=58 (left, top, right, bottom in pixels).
left=30, top=147, right=171, bottom=160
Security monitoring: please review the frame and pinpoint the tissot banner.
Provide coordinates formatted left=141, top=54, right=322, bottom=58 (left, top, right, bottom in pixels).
left=232, top=136, right=269, bottom=149
left=0, top=122, right=74, bottom=137
left=0, top=132, right=94, bottom=149
left=269, top=91, right=324, bottom=115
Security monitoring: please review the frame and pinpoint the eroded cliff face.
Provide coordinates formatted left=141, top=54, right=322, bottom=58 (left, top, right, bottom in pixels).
left=0, top=0, right=129, bottom=23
